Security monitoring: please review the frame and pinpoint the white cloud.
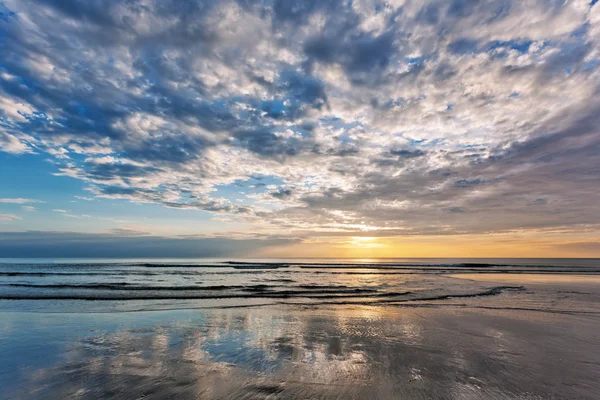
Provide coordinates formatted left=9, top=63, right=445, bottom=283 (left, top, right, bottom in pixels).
left=74, top=196, right=94, bottom=201
left=0, top=198, right=42, bottom=204
left=0, top=214, right=21, bottom=221
left=0, top=133, right=33, bottom=154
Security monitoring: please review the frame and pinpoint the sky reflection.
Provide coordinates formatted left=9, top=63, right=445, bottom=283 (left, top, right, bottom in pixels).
left=2, top=305, right=599, bottom=399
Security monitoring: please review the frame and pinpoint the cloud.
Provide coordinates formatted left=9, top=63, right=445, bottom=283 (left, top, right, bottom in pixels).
left=453, top=178, right=486, bottom=188
left=0, top=132, right=33, bottom=154
left=21, top=205, right=36, bottom=211
left=530, top=198, right=547, bottom=206
left=0, top=214, right=21, bottom=221
left=0, top=198, right=42, bottom=204
left=74, top=196, right=94, bottom=201
left=270, top=188, right=293, bottom=200
left=108, top=228, right=151, bottom=237
left=0, top=0, right=598, bottom=239
left=389, top=149, right=426, bottom=158
left=444, top=207, right=467, bottom=213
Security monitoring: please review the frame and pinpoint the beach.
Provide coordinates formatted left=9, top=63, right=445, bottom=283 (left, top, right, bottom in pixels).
left=1, top=259, right=599, bottom=399
left=3, top=0, right=600, bottom=398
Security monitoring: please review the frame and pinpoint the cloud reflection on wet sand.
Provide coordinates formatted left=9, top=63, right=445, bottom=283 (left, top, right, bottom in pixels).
left=6, top=306, right=600, bottom=399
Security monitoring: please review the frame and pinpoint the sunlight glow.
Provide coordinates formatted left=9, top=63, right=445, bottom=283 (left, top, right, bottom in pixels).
left=348, top=237, right=384, bottom=249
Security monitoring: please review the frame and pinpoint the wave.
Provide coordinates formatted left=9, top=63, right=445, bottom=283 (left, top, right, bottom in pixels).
left=0, top=270, right=288, bottom=277
left=3, top=269, right=598, bottom=279
left=306, top=269, right=600, bottom=275
left=0, top=262, right=290, bottom=269
left=0, top=272, right=117, bottom=277
left=0, top=291, right=392, bottom=301
left=274, top=286, right=526, bottom=307
left=133, top=263, right=287, bottom=269
left=4, top=283, right=248, bottom=291
left=2, top=283, right=364, bottom=291
left=4, top=260, right=598, bottom=270
left=225, top=261, right=289, bottom=266
left=395, top=285, right=525, bottom=302
left=0, top=286, right=521, bottom=302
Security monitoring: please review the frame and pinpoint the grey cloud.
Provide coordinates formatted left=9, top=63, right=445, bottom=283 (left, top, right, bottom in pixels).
left=444, top=206, right=467, bottom=213
left=278, top=70, right=329, bottom=111
left=417, top=3, right=441, bottom=25
left=389, top=149, right=426, bottom=158
left=99, top=186, right=141, bottom=196
left=83, top=162, right=162, bottom=181
left=447, top=0, right=481, bottom=18
left=233, top=128, right=302, bottom=158
left=122, top=134, right=209, bottom=163
left=270, top=188, right=292, bottom=200
left=453, top=178, right=485, bottom=188
left=433, top=63, right=456, bottom=81
left=304, top=29, right=398, bottom=85
left=272, top=0, right=326, bottom=26
left=447, top=38, right=479, bottom=54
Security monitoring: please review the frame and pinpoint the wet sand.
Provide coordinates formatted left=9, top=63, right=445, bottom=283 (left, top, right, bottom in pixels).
left=1, top=305, right=599, bottom=399
left=451, top=273, right=600, bottom=285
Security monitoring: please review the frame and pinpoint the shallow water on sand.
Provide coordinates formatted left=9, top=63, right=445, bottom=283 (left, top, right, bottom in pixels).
left=1, top=259, right=599, bottom=399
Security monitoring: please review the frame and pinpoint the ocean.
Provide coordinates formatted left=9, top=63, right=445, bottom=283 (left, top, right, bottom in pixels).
left=1, top=258, right=599, bottom=399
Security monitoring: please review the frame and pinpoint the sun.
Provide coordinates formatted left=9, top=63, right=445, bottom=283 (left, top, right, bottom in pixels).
left=349, top=237, right=383, bottom=249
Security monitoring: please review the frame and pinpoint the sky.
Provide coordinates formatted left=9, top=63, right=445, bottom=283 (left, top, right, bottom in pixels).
left=0, top=0, right=599, bottom=258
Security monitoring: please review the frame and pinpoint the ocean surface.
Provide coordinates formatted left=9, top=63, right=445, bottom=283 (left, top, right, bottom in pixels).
left=1, top=258, right=599, bottom=399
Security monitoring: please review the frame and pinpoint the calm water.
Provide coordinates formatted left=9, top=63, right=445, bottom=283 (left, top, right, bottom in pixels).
left=1, top=258, right=599, bottom=399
